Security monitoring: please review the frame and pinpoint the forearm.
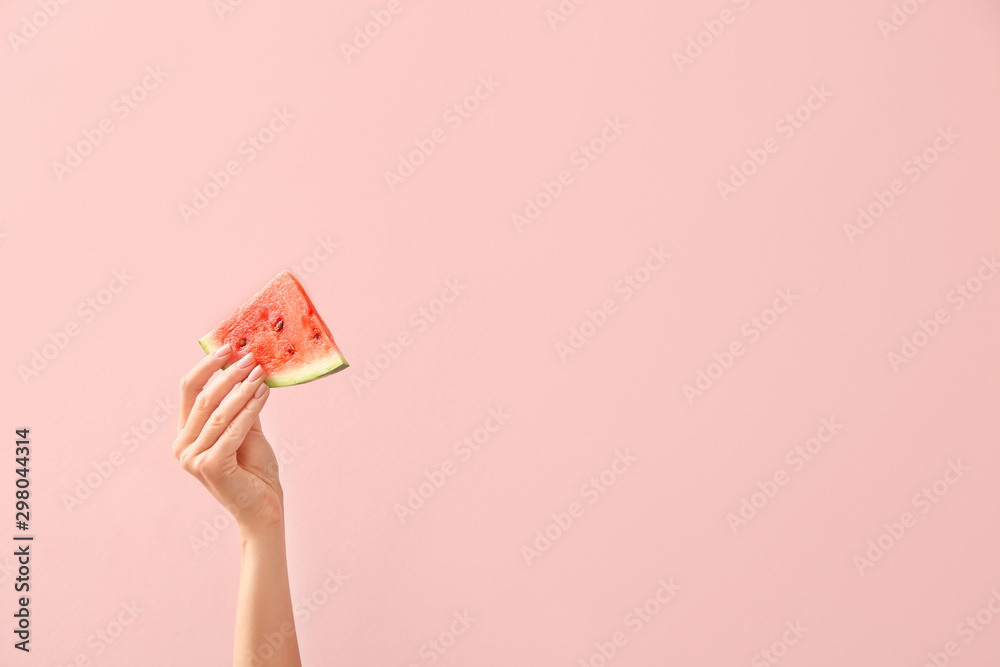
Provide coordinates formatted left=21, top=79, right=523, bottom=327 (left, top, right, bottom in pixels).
left=234, top=521, right=302, bottom=667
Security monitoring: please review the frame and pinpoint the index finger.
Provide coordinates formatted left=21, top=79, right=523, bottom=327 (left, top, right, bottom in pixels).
left=178, top=343, right=233, bottom=431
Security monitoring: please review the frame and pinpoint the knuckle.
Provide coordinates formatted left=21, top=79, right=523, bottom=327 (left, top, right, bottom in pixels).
left=191, top=455, right=209, bottom=476
left=193, top=393, right=211, bottom=412
left=178, top=451, right=195, bottom=472
left=224, top=419, right=243, bottom=438
left=207, top=410, right=228, bottom=428
left=197, top=453, right=222, bottom=479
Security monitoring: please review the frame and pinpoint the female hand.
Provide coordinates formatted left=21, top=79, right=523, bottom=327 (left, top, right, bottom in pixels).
left=172, top=344, right=283, bottom=538
left=173, top=344, right=303, bottom=666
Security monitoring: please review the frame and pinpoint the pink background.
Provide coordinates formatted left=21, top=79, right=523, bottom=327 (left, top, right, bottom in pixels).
left=3, top=0, right=1000, bottom=665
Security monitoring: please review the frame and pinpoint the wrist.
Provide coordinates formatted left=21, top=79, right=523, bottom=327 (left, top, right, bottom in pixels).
left=238, top=513, right=285, bottom=546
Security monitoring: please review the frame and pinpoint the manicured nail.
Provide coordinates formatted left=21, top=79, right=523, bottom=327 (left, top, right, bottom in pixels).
left=254, top=383, right=268, bottom=399
left=237, top=353, right=256, bottom=369
left=214, top=343, right=232, bottom=358
left=248, top=364, right=264, bottom=382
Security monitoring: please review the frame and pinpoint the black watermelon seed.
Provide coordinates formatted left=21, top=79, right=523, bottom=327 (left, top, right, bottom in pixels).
left=238, top=338, right=247, bottom=347
left=275, top=319, right=284, bottom=332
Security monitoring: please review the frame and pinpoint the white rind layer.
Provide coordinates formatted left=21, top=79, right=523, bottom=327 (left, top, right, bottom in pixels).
left=198, top=337, right=349, bottom=388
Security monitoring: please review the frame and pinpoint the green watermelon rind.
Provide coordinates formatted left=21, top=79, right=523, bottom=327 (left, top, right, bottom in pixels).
left=198, top=337, right=349, bottom=388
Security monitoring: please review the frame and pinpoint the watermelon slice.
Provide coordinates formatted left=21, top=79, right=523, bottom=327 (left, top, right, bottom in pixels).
left=198, top=270, right=348, bottom=387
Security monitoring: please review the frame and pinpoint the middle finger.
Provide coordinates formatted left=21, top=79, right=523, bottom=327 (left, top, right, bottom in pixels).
left=180, top=353, right=259, bottom=441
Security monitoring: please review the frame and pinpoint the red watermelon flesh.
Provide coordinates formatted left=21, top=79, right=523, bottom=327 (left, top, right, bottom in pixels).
left=199, top=270, right=348, bottom=387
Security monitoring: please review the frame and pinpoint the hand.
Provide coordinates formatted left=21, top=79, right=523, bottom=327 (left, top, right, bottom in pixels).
left=173, top=344, right=283, bottom=538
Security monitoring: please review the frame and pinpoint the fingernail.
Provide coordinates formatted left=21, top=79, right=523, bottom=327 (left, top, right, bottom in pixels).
left=248, top=364, right=264, bottom=382
left=214, top=343, right=232, bottom=358
left=254, top=383, right=268, bottom=399
left=237, top=353, right=256, bottom=369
